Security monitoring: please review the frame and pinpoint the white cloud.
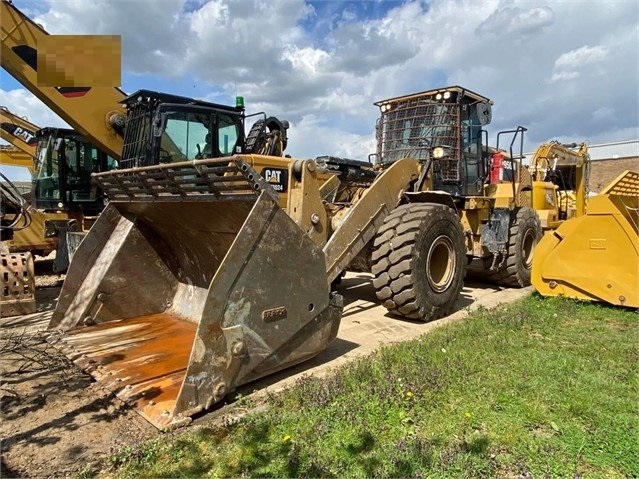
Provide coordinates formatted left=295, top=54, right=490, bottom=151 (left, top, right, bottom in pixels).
left=476, top=5, right=554, bottom=36
left=591, top=107, right=615, bottom=123
left=554, top=45, right=609, bottom=70
left=286, top=114, right=376, bottom=161
left=282, top=47, right=330, bottom=76
left=1, top=88, right=70, bottom=129
left=549, top=71, right=580, bottom=83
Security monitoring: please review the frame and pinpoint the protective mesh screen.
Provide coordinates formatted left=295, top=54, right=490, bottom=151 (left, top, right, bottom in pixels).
left=377, top=100, right=460, bottom=181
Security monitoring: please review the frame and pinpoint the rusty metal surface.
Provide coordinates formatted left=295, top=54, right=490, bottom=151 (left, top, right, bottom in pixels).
left=59, top=313, right=197, bottom=429
left=51, top=156, right=342, bottom=429
left=0, top=252, right=36, bottom=317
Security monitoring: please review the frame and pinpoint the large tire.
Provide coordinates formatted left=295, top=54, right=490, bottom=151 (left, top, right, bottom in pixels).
left=486, top=206, right=542, bottom=287
left=371, top=203, right=466, bottom=321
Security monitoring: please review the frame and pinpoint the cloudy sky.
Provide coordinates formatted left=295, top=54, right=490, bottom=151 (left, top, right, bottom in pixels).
left=1, top=0, right=637, bottom=181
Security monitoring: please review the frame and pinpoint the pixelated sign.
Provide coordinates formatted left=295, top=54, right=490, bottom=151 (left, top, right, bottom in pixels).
left=37, top=35, right=121, bottom=87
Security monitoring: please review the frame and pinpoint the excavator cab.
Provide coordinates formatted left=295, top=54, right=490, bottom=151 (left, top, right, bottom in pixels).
left=32, top=128, right=118, bottom=271
left=119, top=90, right=290, bottom=169
left=33, top=128, right=117, bottom=215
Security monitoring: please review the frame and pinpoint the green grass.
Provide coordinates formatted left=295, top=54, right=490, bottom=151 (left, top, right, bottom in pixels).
left=105, top=295, right=638, bottom=478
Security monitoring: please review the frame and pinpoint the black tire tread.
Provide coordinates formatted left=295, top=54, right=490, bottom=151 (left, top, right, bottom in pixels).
left=485, top=207, right=542, bottom=287
left=371, top=203, right=466, bottom=321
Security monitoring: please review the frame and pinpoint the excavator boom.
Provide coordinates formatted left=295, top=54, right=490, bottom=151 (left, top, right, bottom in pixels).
left=1, top=0, right=126, bottom=159
left=528, top=141, right=590, bottom=229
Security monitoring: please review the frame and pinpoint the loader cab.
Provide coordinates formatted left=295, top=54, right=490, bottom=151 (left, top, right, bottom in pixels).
left=119, top=89, right=246, bottom=169
left=33, top=128, right=117, bottom=215
left=374, top=85, right=493, bottom=198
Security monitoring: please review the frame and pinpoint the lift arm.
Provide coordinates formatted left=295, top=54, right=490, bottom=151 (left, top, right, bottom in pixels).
left=0, top=106, right=38, bottom=157
left=1, top=0, right=126, bottom=160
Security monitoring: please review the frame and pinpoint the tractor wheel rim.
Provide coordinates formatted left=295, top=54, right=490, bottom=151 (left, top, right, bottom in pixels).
left=426, top=235, right=456, bottom=293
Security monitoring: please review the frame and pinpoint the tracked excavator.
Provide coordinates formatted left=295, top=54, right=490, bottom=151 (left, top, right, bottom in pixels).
left=0, top=107, right=116, bottom=263
left=0, top=115, right=118, bottom=316
left=527, top=140, right=591, bottom=229
left=47, top=85, right=552, bottom=429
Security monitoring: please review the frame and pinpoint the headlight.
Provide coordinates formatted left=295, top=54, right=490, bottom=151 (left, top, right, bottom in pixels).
left=443, top=91, right=451, bottom=99
left=432, top=147, right=445, bottom=159
left=435, top=93, right=443, bottom=100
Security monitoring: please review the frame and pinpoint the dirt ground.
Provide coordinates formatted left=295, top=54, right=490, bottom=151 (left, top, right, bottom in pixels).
left=0, top=259, right=156, bottom=478
left=0, top=259, right=531, bottom=478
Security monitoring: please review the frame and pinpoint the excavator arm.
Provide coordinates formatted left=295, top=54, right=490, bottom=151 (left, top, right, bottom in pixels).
left=0, top=106, right=38, bottom=157
left=1, top=0, right=126, bottom=159
left=0, top=145, right=34, bottom=172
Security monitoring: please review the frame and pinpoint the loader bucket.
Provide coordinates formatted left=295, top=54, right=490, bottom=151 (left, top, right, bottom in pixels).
left=50, top=158, right=342, bottom=429
left=532, top=170, right=638, bottom=308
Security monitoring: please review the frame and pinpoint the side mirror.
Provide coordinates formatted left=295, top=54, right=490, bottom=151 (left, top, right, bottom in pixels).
left=477, top=103, right=492, bottom=126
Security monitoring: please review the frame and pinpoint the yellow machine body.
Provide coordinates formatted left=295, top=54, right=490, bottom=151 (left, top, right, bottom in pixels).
left=532, top=170, right=639, bottom=308
left=0, top=146, right=34, bottom=172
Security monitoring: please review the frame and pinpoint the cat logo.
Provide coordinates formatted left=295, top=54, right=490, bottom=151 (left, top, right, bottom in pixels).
left=261, top=167, right=288, bottom=192
left=0, top=124, right=36, bottom=144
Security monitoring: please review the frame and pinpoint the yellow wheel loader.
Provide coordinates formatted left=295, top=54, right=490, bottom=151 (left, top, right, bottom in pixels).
left=532, top=170, right=638, bottom=308
left=50, top=86, right=553, bottom=429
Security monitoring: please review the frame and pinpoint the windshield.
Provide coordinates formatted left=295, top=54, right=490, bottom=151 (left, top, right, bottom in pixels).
left=34, top=135, right=60, bottom=203
left=161, top=110, right=241, bottom=162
